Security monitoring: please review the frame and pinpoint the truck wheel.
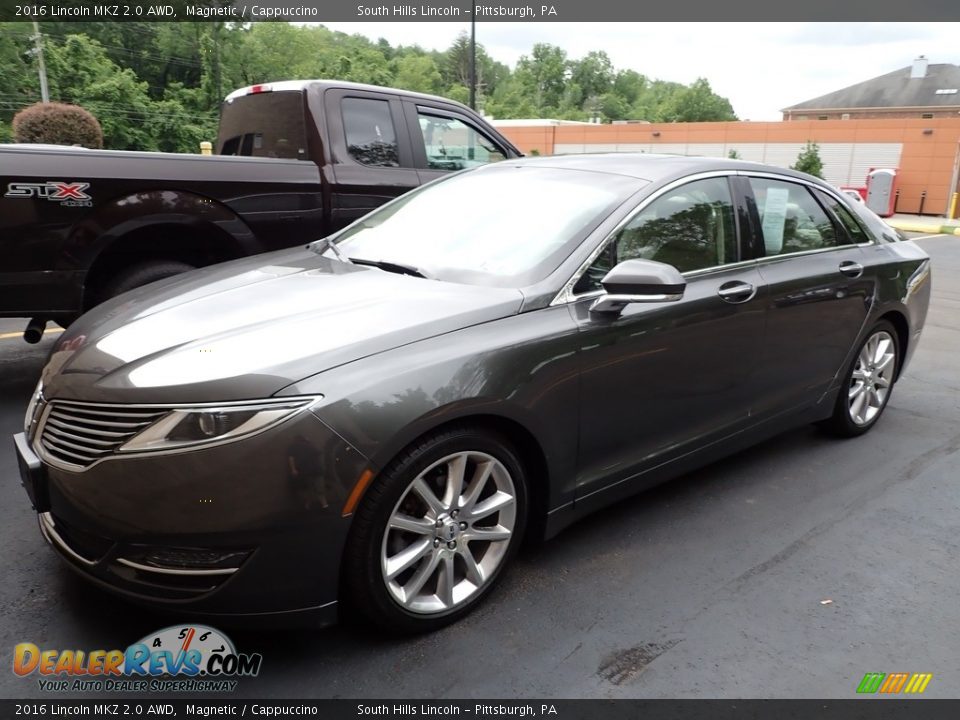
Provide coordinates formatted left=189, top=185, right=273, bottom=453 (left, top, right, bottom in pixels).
left=101, top=260, right=196, bottom=301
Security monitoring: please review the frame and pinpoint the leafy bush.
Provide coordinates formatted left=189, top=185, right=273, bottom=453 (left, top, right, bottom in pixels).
left=791, top=141, right=824, bottom=179
left=12, top=102, right=103, bottom=148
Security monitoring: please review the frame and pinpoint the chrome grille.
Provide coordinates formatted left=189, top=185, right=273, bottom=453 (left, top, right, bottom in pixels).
left=38, top=401, right=169, bottom=469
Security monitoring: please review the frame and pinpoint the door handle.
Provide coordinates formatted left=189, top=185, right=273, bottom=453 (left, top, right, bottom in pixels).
left=839, top=261, right=864, bottom=278
left=717, top=281, right=756, bottom=303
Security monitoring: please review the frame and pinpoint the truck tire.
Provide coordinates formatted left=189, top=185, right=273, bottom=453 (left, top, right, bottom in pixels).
left=101, top=260, right=196, bottom=301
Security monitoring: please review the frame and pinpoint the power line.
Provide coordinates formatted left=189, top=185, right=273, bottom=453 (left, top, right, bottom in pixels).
left=0, top=28, right=205, bottom=69
left=0, top=99, right=217, bottom=121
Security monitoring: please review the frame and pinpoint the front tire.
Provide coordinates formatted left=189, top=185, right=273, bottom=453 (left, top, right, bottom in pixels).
left=822, top=320, right=899, bottom=437
left=344, top=426, right=528, bottom=633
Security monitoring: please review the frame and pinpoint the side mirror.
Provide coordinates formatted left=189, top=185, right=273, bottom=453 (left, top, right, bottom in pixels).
left=590, top=259, right=686, bottom=315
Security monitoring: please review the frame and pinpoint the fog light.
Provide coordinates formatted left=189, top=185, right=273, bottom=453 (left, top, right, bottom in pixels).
left=141, top=547, right=249, bottom=571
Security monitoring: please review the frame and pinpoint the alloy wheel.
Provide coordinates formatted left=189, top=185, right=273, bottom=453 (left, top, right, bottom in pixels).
left=848, top=330, right=896, bottom=426
left=380, top=451, right=517, bottom=614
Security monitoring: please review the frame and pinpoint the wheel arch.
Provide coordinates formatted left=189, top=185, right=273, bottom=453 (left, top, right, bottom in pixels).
left=81, top=216, right=251, bottom=311
left=877, top=309, right=909, bottom=380
left=62, top=189, right=258, bottom=311
left=358, top=410, right=553, bottom=543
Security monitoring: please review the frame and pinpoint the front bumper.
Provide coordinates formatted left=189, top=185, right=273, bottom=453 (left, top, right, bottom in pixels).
left=13, top=409, right=369, bottom=626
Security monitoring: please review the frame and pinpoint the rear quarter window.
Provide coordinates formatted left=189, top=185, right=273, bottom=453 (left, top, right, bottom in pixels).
left=218, top=91, right=309, bottom=160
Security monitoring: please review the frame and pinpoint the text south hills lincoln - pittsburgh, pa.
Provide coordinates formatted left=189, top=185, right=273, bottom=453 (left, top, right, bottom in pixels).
left=356, top=4, right=557, bottom=17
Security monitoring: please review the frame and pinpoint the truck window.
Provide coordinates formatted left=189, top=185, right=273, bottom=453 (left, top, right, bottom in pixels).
left=341, top=98, right=400, bottom=168
left=218, top=91, right=309, bottom=160
left=415, top=109, right=506, bottom=170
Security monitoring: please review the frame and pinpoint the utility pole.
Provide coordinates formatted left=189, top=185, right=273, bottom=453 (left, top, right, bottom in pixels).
left=32, top=20, right=50, bottom=103
left=468, top=18, right=476, bottom=110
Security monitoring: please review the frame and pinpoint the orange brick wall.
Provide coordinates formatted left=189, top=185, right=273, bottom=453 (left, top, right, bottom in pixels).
left=498, top=118, right=960, bottom=216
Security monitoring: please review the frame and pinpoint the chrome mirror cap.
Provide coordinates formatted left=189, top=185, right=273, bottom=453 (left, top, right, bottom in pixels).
left=590, top=291, right=684, bottom=314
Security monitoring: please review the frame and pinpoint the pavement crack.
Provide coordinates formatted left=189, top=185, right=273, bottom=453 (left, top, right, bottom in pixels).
left=558, top=641, right=583, bottom=665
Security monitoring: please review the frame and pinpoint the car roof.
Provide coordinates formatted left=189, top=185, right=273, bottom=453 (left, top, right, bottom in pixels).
left=501, top=153, right=823, bottom=184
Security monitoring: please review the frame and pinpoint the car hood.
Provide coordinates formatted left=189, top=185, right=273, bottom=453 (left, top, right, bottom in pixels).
left=42, top=248, right=524, bottom=403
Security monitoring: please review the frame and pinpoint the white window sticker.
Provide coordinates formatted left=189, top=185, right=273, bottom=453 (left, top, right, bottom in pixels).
left=761, top=187, right=790, bottom=254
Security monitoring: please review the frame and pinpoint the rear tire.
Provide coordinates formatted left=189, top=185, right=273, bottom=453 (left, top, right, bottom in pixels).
left=343, top=426, right=528, bottom=634
left=100, top=260, right=196, bottom=302
left=821, top=320, right=899, bottom=437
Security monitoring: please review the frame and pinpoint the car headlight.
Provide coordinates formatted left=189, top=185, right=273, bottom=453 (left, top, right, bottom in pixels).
left=24, top=379, right=44, bottom=435
left=118, top=397, right=321, bottom=453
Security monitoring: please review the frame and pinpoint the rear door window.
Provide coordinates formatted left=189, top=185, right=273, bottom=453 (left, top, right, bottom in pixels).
left=341, top=98, right=401, bottom=168
left=748, top=178, right=838, bottom=255
left=218, top=91, right=309, bottom=160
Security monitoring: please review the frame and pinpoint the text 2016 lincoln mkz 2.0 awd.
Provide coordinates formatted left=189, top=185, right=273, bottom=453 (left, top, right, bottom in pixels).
left=15, top=155, right=930, bottom=632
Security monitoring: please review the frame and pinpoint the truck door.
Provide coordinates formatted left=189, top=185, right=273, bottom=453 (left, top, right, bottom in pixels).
left=324, top=88, right=420, bottom=231
left=402, top=101, right=511, bottom=185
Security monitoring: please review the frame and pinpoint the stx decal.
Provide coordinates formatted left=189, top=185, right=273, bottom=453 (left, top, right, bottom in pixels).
left=5, top=182, right=92, bottom=205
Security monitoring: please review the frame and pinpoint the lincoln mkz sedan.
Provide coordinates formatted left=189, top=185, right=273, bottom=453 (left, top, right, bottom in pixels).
left=15, top=155, right=931, bottom=632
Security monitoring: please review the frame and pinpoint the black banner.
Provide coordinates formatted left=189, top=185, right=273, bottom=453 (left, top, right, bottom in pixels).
left=1, top=0, right=959, bottom=22
left=2, top=700, right=960, bottom=720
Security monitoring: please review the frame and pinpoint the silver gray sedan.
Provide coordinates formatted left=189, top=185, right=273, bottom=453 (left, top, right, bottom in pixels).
left=15, top=154, right=931, bottom=632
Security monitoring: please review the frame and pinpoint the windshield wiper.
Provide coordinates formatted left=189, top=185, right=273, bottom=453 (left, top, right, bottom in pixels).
left=348, top=258, right=430, bottom=279
left=308, top=237, right=352, bottom=264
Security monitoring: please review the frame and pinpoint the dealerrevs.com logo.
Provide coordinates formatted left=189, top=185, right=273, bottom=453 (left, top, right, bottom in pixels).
left=13, top=625, right=262, bottom=693
left=5, top=181, right=92, bottom=206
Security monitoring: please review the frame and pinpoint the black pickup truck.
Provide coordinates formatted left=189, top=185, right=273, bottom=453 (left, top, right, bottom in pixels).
left=1, top=80, right=520, bottom=340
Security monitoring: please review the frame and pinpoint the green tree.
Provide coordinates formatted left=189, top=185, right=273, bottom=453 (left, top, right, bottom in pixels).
left=0, top=22, right=43, bottom=126
left=612, top=70, right=647, bottom=106
left=44, top=35, right=155, bottom=149
left=442, top=32, right=506, bottom=110
left=0, top=23, right=745, bottom=150
left=568, top=51, right=614, bottom=110
left=598, top=92, right=629, bottom=121
left=791, top=141, right=824, bottom=179
left=728, top=149, right=741, bottom=159
left=660, top=78, right=737, bottom=122
left=513, top=43, right=568, bottom=115
left=394, top=54, right=442, bottom=94
left=483, top=76, right=535, bottom=119
left=147, top=83, right=217, bottom=153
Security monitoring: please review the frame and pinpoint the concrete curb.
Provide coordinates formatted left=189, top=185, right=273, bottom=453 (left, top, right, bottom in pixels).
left=887, top=218, right=960, bottom=236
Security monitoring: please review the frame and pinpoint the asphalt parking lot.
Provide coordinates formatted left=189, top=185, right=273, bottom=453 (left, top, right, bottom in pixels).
left=1, top=233, right=958, bottom=700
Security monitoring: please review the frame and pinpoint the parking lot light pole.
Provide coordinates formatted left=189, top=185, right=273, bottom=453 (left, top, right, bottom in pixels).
left=469, top=18, right=476, bottom=110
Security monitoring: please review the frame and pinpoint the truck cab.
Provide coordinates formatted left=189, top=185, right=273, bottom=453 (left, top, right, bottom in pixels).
left=0, top=80, right=520, bottom=340
left=218, top=80, right=519, bottom=232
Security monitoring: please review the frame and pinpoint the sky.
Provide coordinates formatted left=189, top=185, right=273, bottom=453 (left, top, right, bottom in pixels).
left=320, top=22, right=960, bottom=120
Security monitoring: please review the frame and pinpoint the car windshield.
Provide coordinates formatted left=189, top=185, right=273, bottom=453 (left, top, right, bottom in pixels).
left=327, top=165, right=643, bottom=287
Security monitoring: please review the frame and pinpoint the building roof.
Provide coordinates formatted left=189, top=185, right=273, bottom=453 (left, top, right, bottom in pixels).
left=783, top=62, right=960, bottom=112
